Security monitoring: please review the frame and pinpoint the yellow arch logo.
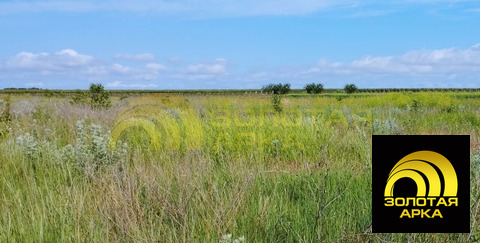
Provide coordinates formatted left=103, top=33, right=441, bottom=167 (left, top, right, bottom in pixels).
left=384, top=151, right=458, bottom=197
left=109, top=94, right=203, bottom=152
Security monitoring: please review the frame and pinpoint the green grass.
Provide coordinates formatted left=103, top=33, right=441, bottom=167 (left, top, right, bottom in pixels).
left=0, top=92, right=479, bottom=242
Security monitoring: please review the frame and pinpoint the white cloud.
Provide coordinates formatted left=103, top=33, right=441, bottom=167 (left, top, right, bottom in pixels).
left=114, top=53, right=155, bottom=62
left=308, top=43, right=480, bottom=75
left=0, top=1, right=96, bottom=14
left=6, top=49, right=92, bottom=70
left=1, top=51, right=229, bottom=85
left=55, top=49, right=93, bottom=66
left=146, top=63, right=167, bottom=72
left=2, top=44, right=480, bottom=89
left=7, top=52, right=53, bottom=69
left=0, top=0, right=350, bottom=16
left=0, top=0, right=475, bottom=18
left=468, top=43, right=480, bottom=51
left=87, top=65, right=109, bottom=75
left=106, top=81, right=158, bottom=89
left=232, top=43, right=480, bottom=88
left=111, top=63, right=131, bottom=74
left=187, top=58, right=227, bottom=74
left=1, top=0, right=474, bottom=17
left=187, top=64, right=225, bottom=74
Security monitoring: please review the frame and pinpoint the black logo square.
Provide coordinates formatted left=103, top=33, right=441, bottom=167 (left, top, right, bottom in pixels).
left=372, top=135, right=470, bottom=233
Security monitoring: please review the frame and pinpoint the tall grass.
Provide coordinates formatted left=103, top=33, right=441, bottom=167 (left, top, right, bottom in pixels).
left=0, top=92, right=478, bottom=241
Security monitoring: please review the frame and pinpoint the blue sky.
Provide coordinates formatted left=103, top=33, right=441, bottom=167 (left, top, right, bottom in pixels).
left=1, top=0, right=479, bottom=89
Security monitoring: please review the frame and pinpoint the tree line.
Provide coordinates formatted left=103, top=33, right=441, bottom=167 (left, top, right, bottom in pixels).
left=262, top=83, right=358, bottom=94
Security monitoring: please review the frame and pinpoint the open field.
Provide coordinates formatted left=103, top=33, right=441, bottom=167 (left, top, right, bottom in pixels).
left=0, top=92, right=479, bottom=242
left=3, top=88, right=480, bottom=95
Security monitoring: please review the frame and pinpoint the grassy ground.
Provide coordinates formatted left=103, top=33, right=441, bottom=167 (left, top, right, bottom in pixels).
left=0, top=92, right=479, bottom=242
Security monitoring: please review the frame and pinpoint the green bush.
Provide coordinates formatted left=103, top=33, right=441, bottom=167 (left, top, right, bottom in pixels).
left=89, top=83, right=111, bottom=109
left=262, top=83, right=291, bottom=94
left=344, top=83, right=358, bottom=94
left=70, top=83, right=111, bottom=109
left=304, top=83, right=324, bottom=94
left=70, top=90, right=89, bottom=105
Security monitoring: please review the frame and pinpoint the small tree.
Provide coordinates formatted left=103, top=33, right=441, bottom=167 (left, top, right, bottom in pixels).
left=89, top=83, right=111, bottom=109
left=271, top=95, right=283, bottom=113
left=262, top=83, right=291, bottom=94
left=304, top=83, right=324, bottom=94
left=344, top=83, right=358, bottom=94
left=72, top=84, right=111, bottom=108
left=279, top=83, right=291, bottom=94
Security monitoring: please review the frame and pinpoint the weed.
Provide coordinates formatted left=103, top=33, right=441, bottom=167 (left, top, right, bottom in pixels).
left=70, top=90, right=89, bottom=105
left=15, top=133, right=38, bottom=158
left=271, top=94, right=283, bottom=113
left=62, top=120, right=127, bottom=175
left=335, top=95, right=346, bottom=102
left=373, top=118, right=403, bottom=135
left=411, top=99, right=420, bottom=111
left=220, top=234, right=245, bottom=243
left=0, top=95, right=11, bottom=140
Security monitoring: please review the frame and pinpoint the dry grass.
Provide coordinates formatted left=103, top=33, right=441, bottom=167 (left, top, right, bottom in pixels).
left=0, top=92, right=478, bottom=242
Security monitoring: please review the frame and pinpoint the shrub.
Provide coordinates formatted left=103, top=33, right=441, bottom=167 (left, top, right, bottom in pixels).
left=373, top=118, right=403, bottom=135
left=70, top=83, right=111, bottom=109
left=16, top=133, right=38, bottom=158
left=304, top=83, right=324, bottom=94
left=61, top=120, right=128, bottom=176
left=271, top=95, right=283, bottom=113
left=344, top=84, right=358, bottom=94
left=262, top=83, right=291, bottom=94
left=71, top=90, right=89, bottom=105
left=89, top=83, right=111, bottom=109
left=44, top=90, right=55, bottom=98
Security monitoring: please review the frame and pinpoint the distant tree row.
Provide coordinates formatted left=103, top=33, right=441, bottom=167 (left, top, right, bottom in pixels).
left=262, top=83, right=358, bottom=94
left=260, top=84, right=480, bottom=94
left=4, top=87, right=42, bottom=90
left=356, top=88, right=480, bottom=93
